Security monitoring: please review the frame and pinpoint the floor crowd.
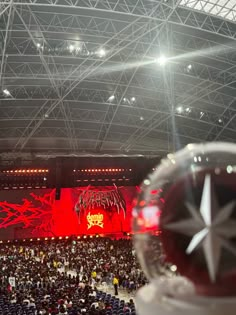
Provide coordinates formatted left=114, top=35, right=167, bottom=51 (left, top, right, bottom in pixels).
left=0, top=237, right=147, bottom=315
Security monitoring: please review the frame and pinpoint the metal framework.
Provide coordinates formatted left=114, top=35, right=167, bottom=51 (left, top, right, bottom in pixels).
left=0, top=0, right=235, bottom=158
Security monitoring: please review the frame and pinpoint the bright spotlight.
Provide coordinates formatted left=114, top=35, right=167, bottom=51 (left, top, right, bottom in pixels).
left=69, top=45, right=75, bottom=52
left=108, top=95, right=115, bottom=102
left=187, top=64, right=192, bottom=70
left=176, top=106, right=183, bottom=114
left=36, top=43, right=41, bottom=48
left=3, top=89, right=10, bottom=96
left=131, top=97, right=136, bottom=102
left=140, top=116, right=144, bottom=121
left=185, top=107, right=191, bottom=113
left=98, top=48, right=106, bottom=57
left=156, top=55, right=167, bottom=66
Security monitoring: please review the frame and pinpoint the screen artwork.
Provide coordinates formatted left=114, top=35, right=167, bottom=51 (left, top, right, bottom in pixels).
left=0, top=186, right=137, bottom=240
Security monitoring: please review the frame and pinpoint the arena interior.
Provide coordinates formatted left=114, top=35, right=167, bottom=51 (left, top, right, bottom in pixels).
left=0, top=1, right=236, bottom=315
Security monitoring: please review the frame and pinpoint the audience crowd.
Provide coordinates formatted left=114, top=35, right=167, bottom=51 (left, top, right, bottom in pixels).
left=0, top=237, right=147, bottom=315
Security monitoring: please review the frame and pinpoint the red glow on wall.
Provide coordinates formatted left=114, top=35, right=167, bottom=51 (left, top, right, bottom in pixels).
left=0, top=186, right=137, bottom=240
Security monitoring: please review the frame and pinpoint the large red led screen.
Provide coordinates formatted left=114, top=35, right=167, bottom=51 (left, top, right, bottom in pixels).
left=0, top=186, right=137, bottom=240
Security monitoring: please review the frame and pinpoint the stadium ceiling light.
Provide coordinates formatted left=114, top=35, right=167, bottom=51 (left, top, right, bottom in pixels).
left=69, top=45, right=75, bottom=52
left=187, top=64, right=192, bottom=70
left=3, top=88, right=10, bottom=96
left=186, top=107, right=191, bottom=112
left=36, top=43, right=41, bottom=48
left=131, top=97, right=136, bottom=102
left=176, top=106, right=183, bottom=114
left=218, top=118, right=223, bottom=123
left=156, top=55, right=167, bottom=66
left=108, top=95, right=115, bottom=101
left=98, top=48, right=106, bottom=57
left=140, top=116, right=144, bottom=121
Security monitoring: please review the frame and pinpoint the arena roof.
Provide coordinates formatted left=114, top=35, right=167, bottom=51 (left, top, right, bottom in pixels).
left=0, top=0, right=235, bottom=160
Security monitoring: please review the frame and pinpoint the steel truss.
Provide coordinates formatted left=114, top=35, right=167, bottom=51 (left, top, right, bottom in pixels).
left=0, top=0, right=236, bottom=39
left=0, top=0, right=235, bottom=156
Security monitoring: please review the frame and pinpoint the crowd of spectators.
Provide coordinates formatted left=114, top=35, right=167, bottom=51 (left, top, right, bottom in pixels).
left=0, top=237, right=147, bottom=315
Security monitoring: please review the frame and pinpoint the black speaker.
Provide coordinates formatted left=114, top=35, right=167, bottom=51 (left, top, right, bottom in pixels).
left=55, top=187, right=61, bottom=200
left=55, top=158, right=62, bottom=200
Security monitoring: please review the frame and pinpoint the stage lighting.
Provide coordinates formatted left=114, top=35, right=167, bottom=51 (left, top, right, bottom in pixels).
left=131, top=97, right=136, bottom=102
left=156, top=55, right=167, bottom=66
left=140, top=116, right=144, bottom=121
left=187, top=64, right=192, bottom=70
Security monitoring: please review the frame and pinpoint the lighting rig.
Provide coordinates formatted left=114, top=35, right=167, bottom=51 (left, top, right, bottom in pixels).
left=0, top=168, right=50, bottom=190
left=0, top=157, right=160, bottom=191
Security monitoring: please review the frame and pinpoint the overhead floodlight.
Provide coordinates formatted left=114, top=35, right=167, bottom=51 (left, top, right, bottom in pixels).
left=186, top=107, right=191, bottom=112
left=3, top=89, right=10, bottom=96
left=176, top=106, right=183, bottom=114
left=218, top=118, right=223, bottom=123
left=108, top=95, right=115, bottom=101
left=140, top=116, right=144, bottom=121
left=69, top=45, right=75, bottom=52
left=156, top=55, right=167, bottom=66
left=187, top=64, right=192, bottom=70
left=97, top=48, right=106, bottom=57
left=131, top=97, right=136, bottom=102
left=36, top=43, right=41, bottom=48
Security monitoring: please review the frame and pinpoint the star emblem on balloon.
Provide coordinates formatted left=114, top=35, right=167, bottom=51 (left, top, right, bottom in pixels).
left=165, top=174, right=236, bottom=282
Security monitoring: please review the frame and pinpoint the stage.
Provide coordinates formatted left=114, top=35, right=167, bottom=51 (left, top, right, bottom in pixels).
left=0, top=186, right=137, bottom=240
